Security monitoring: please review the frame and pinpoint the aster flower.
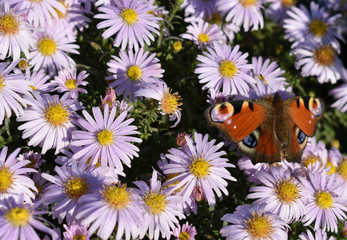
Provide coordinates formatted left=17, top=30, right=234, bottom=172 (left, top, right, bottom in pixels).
left=330, top=75, right=347, bottom=112
left=17, top=92, right=79, bottom=154
left=17, top=150, right=46, bottom=170
left=172, top=221, right=197, bottom=240
left=299, top=228, right=335, bottom=240
left=24, top=68, right=52, bottom=93
left=248, top=167, right=305, bottom=223
left=0, top=195, right=59, bottom=240
left=195, top=42, right=255, bottom=96
left=265, top=0, right=295, bottom=24
left=70, top=105, right=141, bottom=172
left=300, top=137, right=328, bottom=171
left=293, top=41, right=346, bottom=84
left=29, top=24, right=79, bottom=72
left=136, top=81, right=183, bottom=128
left=220, top=203, right=289, bottom=240
left=63, top=222, right=91, bottom=240
left=106, top=48, right=164, bottom=101
left=181, top=0, right=218, bottom=20
left=299, top=169, right=347, bottom=232
left=0, top=147, right=37, bottom=203
left=0, top=60, right=31, bottom=125
left=180, top=19, right=225, bottom=48
left=95, top=0, right=161, bottom=50
left=162, top=132, right=236, bottom=206
left=0, top=7, right=34, bottom=60
left=217, top=0, right=264, bottom=32
left=134, top=170, right=185, bottom=240
left=101, top=87, right=117, bottom=110
left=283, top=2, right=344, bottom=51
left=51, top=68, right=89, bottom=99
left=76, top=182, right=144, bottom=240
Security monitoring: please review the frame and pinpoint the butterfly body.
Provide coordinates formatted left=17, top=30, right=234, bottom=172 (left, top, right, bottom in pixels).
left=205, top=93, right=325, bottom=163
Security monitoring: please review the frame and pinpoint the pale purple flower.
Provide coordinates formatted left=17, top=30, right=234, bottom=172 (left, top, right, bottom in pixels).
left=265, top=0, right=295, bottom=24
left=300, top=137, right=328, bottom=171
left=172, top=221, right=197, bottom=240
left=0, top=60, right=31, bottom=125
left=106, top=48, right=164, bottom=101
left=195, top=42, right=255, bottom=96
left=101, top=87, right=117, bottom=110
left=136, top=81, right=182, bottom=128
left=180, top=19, right=226, bottom=48
left=63, top=222, right=91, bottom=240
left=17, top=92, right=79, bottom=154
left=163, top=132, right=236, bottom=206
left=220, top=203, right=289, bottom=240
left=95, top=0, right=161, bottom=50
left=0, top=147, right=37, bottom=203
left=217, top=0, right=264, bottom=31
left=0, top=195, right=59, bottom=240
left=17, top=150, right=46, bottom=170
left=330, top=74, right=347, bottom=112
left=134, top=170, right=185, bottom=240
left=76, top=182, right=144, bottom=240
left=29, top=24, right=79, bottom=72
left=207, top=88, right=229, bottom=105
left=299, top=169, right=347, bottom=232
left=181, top=0, right=218, bottom=20
left=25, top=69, right=52, bottom=93
left=0, top=7, right=34, bottom=60
left=50, top=68, right=89, bottom=99
left=299, top=228, right=335, bottom=240
left=70, top=105, right=141, bottom=172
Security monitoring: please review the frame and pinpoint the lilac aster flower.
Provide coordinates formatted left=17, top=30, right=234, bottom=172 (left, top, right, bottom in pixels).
left=0, top=195, right=59, bottom=240
left=106, top=48, right=164, bottom=101
left=220, top=203, right=289, bottom=240
left=17, top=92, right=79, bottom=154
left=300, top=137, right=328, bottom=171
left=299, top=228, right=335, bottom=240
left=101, top=87, right=117, bottom=110
left=17, top=150, right=46, bottom=170
left=0, top=7, right=33, bottom=60
left=217, top=0, right=264, bottom=31
left=299, top=169, right=347, bottom=232
left=265, top=0, right=295, bottom=24
left=0, top=60, right=31, bottom=125
left=283, top=2, right=344, bottom=51
left=248, top=167, right=305, bottom=223
left=136, top=81, right=183, bottom=128
left=292, top=41, right=346, bottom=84
left=180, top=19, right=226, bottom=48
left=195, top=42, right=255, bottom=96
left=162, top=132, right=236, bottom=206
left=70, top=105, right=141, bottom=172
left=181, top=0, right=218, bottom=20
left=76, top=182, right=144, bottom=240
left=172, top=221, right=197, bottom=240
left=0, top=147, right=37, bottom=203
left=50, top=68, right=89, bottom=99
left=24, top=68, right=52, bottom=93
left=29, top=24, right=79, bottom=72
left=134, top=170, right=185, bottom=240
left=330, top=75, right=347, bottom=112
left=63, top=222, right=91, bottom=240
left=95, top=0, right=161, bottom=50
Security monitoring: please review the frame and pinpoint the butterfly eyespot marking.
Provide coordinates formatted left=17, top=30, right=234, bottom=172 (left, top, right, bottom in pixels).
left=295, top=127, right=307, bottom=144
left=210, top=102, right=234, bottom=123
left=309, top=98, right=323, bottom=117
left=243, top=134, right=257, bottom=148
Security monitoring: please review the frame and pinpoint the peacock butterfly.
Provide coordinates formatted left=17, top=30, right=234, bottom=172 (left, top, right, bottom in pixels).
left=205, top=92, right=325, bottom=163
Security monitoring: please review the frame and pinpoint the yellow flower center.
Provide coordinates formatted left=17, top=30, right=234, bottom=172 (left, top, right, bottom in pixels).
left=179, top=232, right=190, bottom=240
left=0, top=165, right=13, bottom=193
left=301, top=154, right=321, bottom=167
left=0, top=13, right=20, bottom=35
left=189, top=155, right=210, bottom=178
left=73, top=235, right=86, bottom=240
left=281, top=0, right=296, bottom=7
left=5, top=207, right=31, bottom=226
left=65, top=79, right=77, bottom=90
left=219, top=60, right=238, bottom=78
left=198, top=33, right=209, bottom=43
left=38, top=37, right=57, bottom=56
left=127, top=65, right=142, bottom=81
left=102, top=184, right=130, bottom=209
left=97, top=130, right=113, bottom=146
left=275, top=178, right=300, bottom=203
left=338, top=159, right=347, bottom=180
left=0, top=75, right=6, bottom=91
left=173, top=41, right=182, bottom=52
left=240, top=0, right=257, bottom=7
left=309, top=19, right=327, bottom=37
left=44, top=101, right=70, bottom=127
left=314, top=45, right=335, bottom=66
left=316, top=190, right=333, bottom=209
left=245, top=211, right=274, bottom=238
left=121, top=8, right=138, bottom=25
left=144, top=190, right=167, bottom=214
left=326, top=161, right=337, bottom=175
left=161, top=88, right=182, bottom=116
left=63, top=175, right=89, bottom=199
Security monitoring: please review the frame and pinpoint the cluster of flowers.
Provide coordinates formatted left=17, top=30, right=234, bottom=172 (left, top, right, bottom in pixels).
left=0, top=0, right=347, bottom=239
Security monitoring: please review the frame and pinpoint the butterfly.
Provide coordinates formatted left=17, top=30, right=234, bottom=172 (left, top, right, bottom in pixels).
left=205, top=92, right=325, bottom=163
